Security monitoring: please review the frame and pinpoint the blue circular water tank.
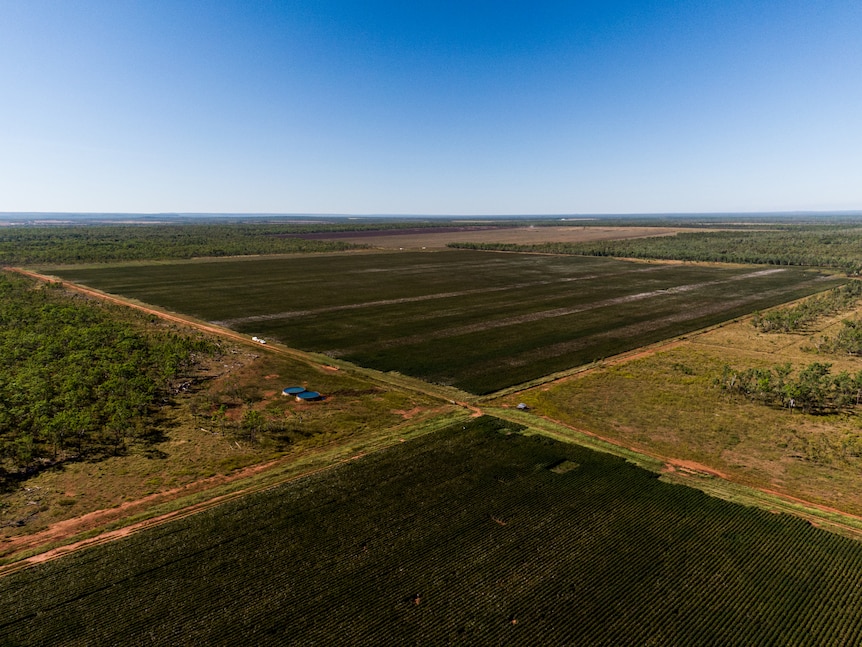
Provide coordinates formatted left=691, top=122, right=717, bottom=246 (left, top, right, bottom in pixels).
left=296, top=391, right=321, bottom=400
left=283, top=386, right=306, bottom=395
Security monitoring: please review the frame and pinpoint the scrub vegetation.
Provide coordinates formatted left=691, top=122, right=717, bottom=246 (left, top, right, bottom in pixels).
left=751, top=280, right=862, bottom=332
left=0, top=273, right=219, bottom=486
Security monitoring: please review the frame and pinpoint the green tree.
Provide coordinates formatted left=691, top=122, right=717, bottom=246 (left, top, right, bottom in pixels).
left=241, top=409, right=265, bottom=443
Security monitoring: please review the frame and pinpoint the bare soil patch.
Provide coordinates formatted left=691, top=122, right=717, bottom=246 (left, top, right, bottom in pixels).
left=298, top=226, right=689, bottom=249
left=393, top=406, right=423, bottom=420
left=285, top=225, right=500, bottom=240
left=663, top=459, right=728, bottom=479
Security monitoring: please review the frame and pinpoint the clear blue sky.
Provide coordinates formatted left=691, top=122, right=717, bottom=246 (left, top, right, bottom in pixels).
left=1, top=1, right=861, bottom=215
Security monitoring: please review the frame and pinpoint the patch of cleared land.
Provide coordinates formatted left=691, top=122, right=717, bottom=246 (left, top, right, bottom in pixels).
left=296, top=224, right=690, bottom=249
left=47, top=250, right=843, bottom=394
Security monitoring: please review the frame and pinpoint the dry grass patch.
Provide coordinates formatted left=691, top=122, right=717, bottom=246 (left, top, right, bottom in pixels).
left=501, top=301, right=862, bottom=516
left=311, top=225, right=691, bottom=249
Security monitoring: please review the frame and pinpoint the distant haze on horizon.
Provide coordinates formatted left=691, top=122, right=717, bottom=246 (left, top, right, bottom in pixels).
left=2, top=1, right=861, bottom=215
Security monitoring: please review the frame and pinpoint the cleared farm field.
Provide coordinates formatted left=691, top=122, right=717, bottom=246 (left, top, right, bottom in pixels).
left=49, top=250, right=844, bottom=394
left=294, top=224, right=689, bottom=249
left=5, top=417, right=862, bottom=645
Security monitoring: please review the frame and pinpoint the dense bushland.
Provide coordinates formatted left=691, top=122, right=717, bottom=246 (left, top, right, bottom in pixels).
left=0, top=273, right=219, bottom=484
left=449, top=226, right=862, bottom=274
left=0, top=224, right=360, bottom=264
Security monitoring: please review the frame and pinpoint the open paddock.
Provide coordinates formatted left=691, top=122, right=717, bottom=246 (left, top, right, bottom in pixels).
left=293, top=224, right=690, bottom=249
left=49, top=250, right=844, bottom=394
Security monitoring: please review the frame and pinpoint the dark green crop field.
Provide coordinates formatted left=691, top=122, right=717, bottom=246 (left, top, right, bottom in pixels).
left=50, top=250, right=844, bottom=393
left=4, top=416, right=862, bottom=645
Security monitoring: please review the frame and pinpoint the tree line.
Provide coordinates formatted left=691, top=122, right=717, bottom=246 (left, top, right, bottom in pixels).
left=0, top=220, right=530, bottom=265
left=751, top=280, right=862, bottom=332
left=0, top=273, right=220, bottom=485
left=0, top=224, right=359, bottom=265
left=818, top=319, right=862, bottom=355
left=716, top=362, right=862, bottom=414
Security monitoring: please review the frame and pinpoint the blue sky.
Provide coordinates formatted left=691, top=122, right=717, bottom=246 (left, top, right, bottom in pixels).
left=1, top=1, right=861, bottom=214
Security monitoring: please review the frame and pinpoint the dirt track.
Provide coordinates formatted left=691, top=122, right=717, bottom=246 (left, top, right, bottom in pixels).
left=0, top=445, right=386, bottom=577
left=10, top=267, right=273, bottom=349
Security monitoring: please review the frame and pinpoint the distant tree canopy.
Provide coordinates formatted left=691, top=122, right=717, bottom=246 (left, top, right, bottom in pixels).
left=0, top=273, right=220, bottom=483
left=0, top=224, right=364, bottom=265
left=0, top=219, right=584, bottom=265
left=449, top=226, right=862, bottom=275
